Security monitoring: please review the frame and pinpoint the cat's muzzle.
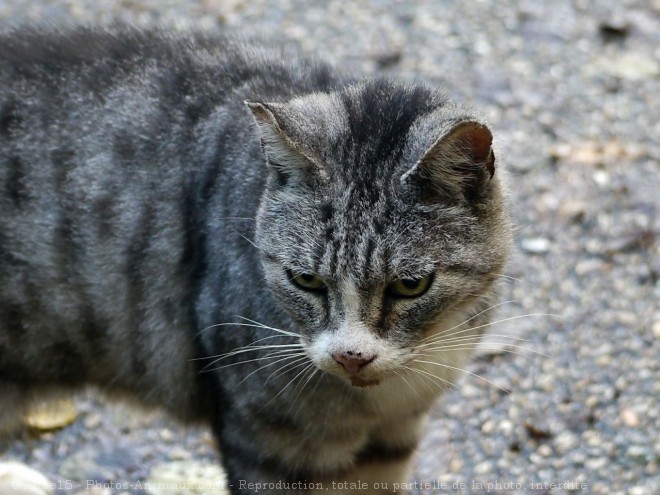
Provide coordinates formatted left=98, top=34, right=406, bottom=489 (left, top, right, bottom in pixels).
left=331, top=351, right=381, bottom=387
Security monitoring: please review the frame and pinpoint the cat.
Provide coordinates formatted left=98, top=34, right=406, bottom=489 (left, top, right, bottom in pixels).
left=0, top=23, right=512, bottom=494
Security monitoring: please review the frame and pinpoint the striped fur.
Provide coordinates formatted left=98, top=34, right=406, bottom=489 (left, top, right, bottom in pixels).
left=0, top=24, right=512, bottom=494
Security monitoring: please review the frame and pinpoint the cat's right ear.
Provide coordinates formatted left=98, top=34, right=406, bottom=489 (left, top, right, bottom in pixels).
left=245, top=100, right=325, bottom=187
left=403, top=120, right=495, bottom=204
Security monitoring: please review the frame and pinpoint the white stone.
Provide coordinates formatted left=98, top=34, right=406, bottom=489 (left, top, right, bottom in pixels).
left=521, top=237, right=551, bottom=254
left=602, top=52, right=660, bottom=81
left=146, top=461, right=228, bottom=495
left=652, top=321, right=660, bottom=339
left=0, top=462, right=52, bottom=495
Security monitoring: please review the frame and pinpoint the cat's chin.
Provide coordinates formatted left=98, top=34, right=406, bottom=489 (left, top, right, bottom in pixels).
left=349, top=376, right=380, bottom=388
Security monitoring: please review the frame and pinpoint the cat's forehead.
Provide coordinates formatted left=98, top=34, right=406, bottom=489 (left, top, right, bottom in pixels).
left=301, top=188, right=450, bottom=283
left=278, top=79, right=459, bottom=177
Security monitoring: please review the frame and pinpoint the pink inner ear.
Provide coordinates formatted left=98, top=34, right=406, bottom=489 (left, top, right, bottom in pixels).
left=451, top=123, right=495, bottom=178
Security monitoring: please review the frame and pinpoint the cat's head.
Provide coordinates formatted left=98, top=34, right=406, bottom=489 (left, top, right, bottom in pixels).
left=247, top=79, right=512, bottom=388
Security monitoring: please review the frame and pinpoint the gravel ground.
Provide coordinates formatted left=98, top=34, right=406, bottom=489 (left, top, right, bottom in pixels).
left=0, top=1, right=658, bottom=494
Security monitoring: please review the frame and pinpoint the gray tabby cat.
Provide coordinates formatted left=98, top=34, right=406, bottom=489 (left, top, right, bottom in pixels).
left=0, top=24, right=512, bottom=494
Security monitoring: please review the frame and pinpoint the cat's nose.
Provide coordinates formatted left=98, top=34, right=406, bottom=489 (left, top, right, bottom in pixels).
left=332, top=351, right=376, bottom=375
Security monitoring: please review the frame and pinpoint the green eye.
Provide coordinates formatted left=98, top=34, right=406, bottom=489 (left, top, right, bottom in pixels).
left=387, top=273, right=434, bottom=298
left=288, top=270, right=327, bottom=292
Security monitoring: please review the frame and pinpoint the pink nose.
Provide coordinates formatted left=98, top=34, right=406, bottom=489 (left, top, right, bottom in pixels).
left=332, top=351, right=376, bottom=375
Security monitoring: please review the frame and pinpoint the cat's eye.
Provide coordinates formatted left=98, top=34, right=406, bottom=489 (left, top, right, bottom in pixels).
left=288, top=270, right=327, bottom=292
left=386, top=273, right=434, bottom=298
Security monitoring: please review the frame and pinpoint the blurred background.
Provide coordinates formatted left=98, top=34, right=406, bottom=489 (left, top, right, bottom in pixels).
left=0, top=1, right=658, bottom=494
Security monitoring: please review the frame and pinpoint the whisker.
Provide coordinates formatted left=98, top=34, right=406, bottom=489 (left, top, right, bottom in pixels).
left=215, top=216, right=256, bottom=222
left=419, top=300, right=518, bottom=343
left=205, top=350, right=306, bottom=372
left=236, top=231, right=260, bottom=251
left=201, top=342, right=302, bottom=361
left=425, top=313, right=559, bottom=344
left=293, top=368, right=324, bottom=417
left=417, top=334, right=549, bottom=357
left=493, top=273, right=524, bottom=283
left=412, top=359, right=511, bottom=394
left=200, top=321, right=299, bottom=338
left=262, top=361, right=316, bottom=410
left=199, top=343, right=303, bottom=371
left=237, top=353, right=308, bottom=386
left=418, top=333, right=530, bottom=347
left=399, top=367, right=438, bottom=396
left=232, top=316, right=301, bottom=336
left=266, top=356, right=310, bottom=384
left=290, top=364, right=319, bottom=407
left=193, top=314, right=307, bottom=381
left=308, top=369, right=326, bottom=397
left=402, top=365, right=455, bottom=392
left=393, top=368, right=423, bottom=398
left=414, top=341, right=550, bottom=358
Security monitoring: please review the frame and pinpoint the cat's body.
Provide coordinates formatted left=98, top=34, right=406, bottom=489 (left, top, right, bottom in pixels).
left=0, top=25, right=512, bottom=494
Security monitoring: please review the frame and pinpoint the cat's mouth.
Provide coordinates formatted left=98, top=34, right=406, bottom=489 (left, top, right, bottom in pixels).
left=323, top=367, right=383, bottom=388
left=349, top=375, right=380, bottom=388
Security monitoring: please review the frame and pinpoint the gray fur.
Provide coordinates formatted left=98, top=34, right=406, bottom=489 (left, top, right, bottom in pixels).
left=0, top=24, right=512, bottom=494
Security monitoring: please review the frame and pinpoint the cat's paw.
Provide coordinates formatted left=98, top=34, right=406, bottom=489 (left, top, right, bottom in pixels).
left=0, top=462, right=52, bottom=495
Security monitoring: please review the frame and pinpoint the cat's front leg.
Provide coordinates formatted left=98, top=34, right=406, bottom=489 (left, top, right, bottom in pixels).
left=321, top=413, right=428, bottom=495
left=318, top=448, right=415, bottom=495
left=216, top=411, right=360, bottom=495
left=220, top=452, right=306, bottom=495
left=326, top=453, right=415, bottom=495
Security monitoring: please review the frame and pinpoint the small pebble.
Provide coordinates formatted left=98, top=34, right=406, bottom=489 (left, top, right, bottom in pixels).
left=652, top=321, right=660, bottom=339
left=600, top=52, right=660, bottom=81
left=626, top=445, right=651, bottom=458
left=499, top=419, right=514, bottom=435
left=481, top=420, right=496, bottom=434
left=23, top=399, right=78, bottom=432
left=621, top=408, right=641, bottom=428
left=555, top=431, right=578, bottom=453
left=159, top=428, right=175, bottom=443
left=574, top=258, right=607, bottom=275
left=473, top=461, right=494, bottom=475
left=146, top=461, right=228, bottom=495
left=521, top=237, right=551, bottom=254
left=167, top=447, right=192, bottom=461
left=449, top=456, right=464, bottom=473
left=537, top=444, right=553, bottom=457
left=83, top=413, right=103, bottom=429
left=629, top=487, right=650, bottom=495
left=559, top=199, right=587, bottom=222
left=585, top=457, right=608, bottom=470
left=593, top=170, right=611, bottom=187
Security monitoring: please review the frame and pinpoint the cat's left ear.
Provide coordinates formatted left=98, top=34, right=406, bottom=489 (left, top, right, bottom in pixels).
left=404, top=121, right=495, bottom=203
left=245, top=100, right=325, bottom=186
